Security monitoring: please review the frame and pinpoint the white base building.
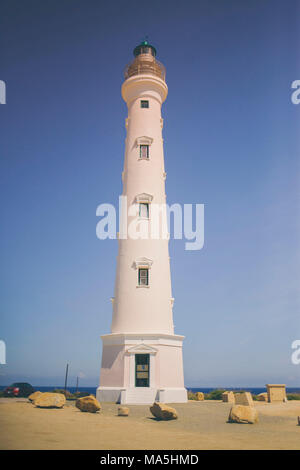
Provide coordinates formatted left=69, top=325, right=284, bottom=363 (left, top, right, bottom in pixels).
left=97, top=333, right=187, bottom=404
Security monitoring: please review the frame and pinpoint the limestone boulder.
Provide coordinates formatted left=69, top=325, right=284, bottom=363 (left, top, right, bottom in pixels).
left=150, top=402, right=178, bottom=420
left=266, top=384, right=287, bottom=403
left=257, top=393, right=268, bottom=402
left=235, top=392, right=254, bottom=406
left=222, top=391, right=235, bottom=403
left=195, top=392, right=204, bottom=401
left=75, top=395, right=101, bottom=413
left=228, top=405, right=259, bottom=424
left=34, top=392, right=66, bottom=408
left=118, top=406, right=129, bottom=416
left=28, top=391, right=43, bottom=403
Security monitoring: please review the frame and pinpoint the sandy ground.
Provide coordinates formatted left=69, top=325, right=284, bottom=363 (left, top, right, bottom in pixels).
left=0, top=398, right=300, bottom=450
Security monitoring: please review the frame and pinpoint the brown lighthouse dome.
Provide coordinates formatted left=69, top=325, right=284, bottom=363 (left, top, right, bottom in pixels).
left=124, top=40, right=166, bottom=81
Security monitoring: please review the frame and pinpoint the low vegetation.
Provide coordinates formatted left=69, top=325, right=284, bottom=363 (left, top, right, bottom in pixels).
left=287, top=394, right=300, bottom=400
left=52, top=389, right=90, bottom=400
left=205, top=389, right=226, bottom=400
left=187, top=391, right=197, bottom=400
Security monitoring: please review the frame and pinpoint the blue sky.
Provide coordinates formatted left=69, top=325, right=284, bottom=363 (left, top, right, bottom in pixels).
left=0, top=0, right=299, bottom=388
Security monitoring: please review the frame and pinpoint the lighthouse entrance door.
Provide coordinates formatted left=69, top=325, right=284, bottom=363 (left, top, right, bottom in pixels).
left=135, top=354, right=150, bottom=387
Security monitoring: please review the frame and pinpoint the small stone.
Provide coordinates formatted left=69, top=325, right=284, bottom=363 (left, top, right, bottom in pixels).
left=235, top=392, right=254, bottom=406
left=257, top=393, right=268, bottom=402
left=75, top=395, right=101, bottom=413
left=150, top=402, right=177, bottom=420
left=34, top=392, right=66, bottom=408
left=195, top=392, right=204, bottom=401
left=118, top=406, right=129, bottom=416
left=228, top=405, right=259, bottom=424
left=28, top=391, right=43, bottom=403
left=222, top=391, right=235, bottom=403
left=266, top=384, right=287, bottom=403
left=297, top=416, right=300, bottom=426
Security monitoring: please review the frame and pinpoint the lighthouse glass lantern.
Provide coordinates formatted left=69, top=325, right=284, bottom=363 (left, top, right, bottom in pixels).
left=96, top=41, right=187, bottom=404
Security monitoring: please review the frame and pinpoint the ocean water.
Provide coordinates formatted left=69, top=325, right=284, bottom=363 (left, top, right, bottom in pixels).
left=1, top=385, right=299, bottom=395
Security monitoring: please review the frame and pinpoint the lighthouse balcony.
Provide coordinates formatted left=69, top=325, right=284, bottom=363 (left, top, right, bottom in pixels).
left=124, top=55, right=166, bottom=81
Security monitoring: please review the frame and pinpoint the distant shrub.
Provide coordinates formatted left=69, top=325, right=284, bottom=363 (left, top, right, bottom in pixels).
left=205, top=389, right=226, bottom=400
left=187, top=391, right=197, bottom=400
left=287, top=394, right=300, bottom=400
left=73, top=391, right=91, bottom=398
left=51, top=389, right=92, bottom=400
left=52, top=388, right=68, bottom=395
left=52, top=389, right=75, bottom=400
left=0, top=391, right=4, bottom=398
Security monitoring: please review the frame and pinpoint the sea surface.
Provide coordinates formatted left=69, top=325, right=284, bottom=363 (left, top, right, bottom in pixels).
left=1, top=385, right=299, bottom=395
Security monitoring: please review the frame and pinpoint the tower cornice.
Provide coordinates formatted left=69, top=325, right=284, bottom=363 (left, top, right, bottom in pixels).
left=121, top=74, right=168, bottom=105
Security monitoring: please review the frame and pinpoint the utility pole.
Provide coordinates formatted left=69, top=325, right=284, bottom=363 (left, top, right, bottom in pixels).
left=64, top=363, right=69, bottom=393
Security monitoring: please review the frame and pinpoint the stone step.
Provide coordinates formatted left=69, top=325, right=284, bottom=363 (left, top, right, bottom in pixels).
left=121, top=388, right=158, bottom=404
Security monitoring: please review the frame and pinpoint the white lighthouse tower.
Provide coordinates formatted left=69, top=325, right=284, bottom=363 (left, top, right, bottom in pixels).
left=96, top=41, right=187, bottom=404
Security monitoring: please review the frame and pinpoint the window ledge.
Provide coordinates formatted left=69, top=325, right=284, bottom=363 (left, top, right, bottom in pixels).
left=138, top=157, right=150, bottom=161
left=136, top=136, right=153, bottom=146
left=136, top=285, right=150, bottom=288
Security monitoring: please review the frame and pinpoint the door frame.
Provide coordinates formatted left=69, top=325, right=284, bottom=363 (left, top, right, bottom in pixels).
left=135, top=353, right=150, bottom=387
left=126, top=344, right=157, bottom=388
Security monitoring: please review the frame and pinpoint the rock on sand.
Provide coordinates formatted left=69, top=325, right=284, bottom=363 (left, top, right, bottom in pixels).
left=150, top=402, right=177, bottom=420
left=28, top=391, right=43, bottom=403
left=34, top=392, right=66, bottom=408
left=195, top=392, right=204, bottom=401
left=75, top=395, right=101, bottom=413
left=228, top=405, right=259, bottom=424
left=118, top=406, right=129, bottom=416
left=222, top=391, right=235, bottom=403
left=234, top=392, right=254, bottom=406
left=257, top=393, right=268, bottom=402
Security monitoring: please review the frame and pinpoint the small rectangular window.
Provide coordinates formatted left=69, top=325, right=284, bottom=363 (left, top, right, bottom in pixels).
left=140, top=144, right=149, bottom=159
left=141, top=100, right=149, bottom=108
left=138, top=268, right=149, bottom=286
left=139, top=203, right=149, bottom=218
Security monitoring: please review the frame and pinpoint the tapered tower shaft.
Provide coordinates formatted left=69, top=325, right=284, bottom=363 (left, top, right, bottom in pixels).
left=111, top=43, right=173, bottom=335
